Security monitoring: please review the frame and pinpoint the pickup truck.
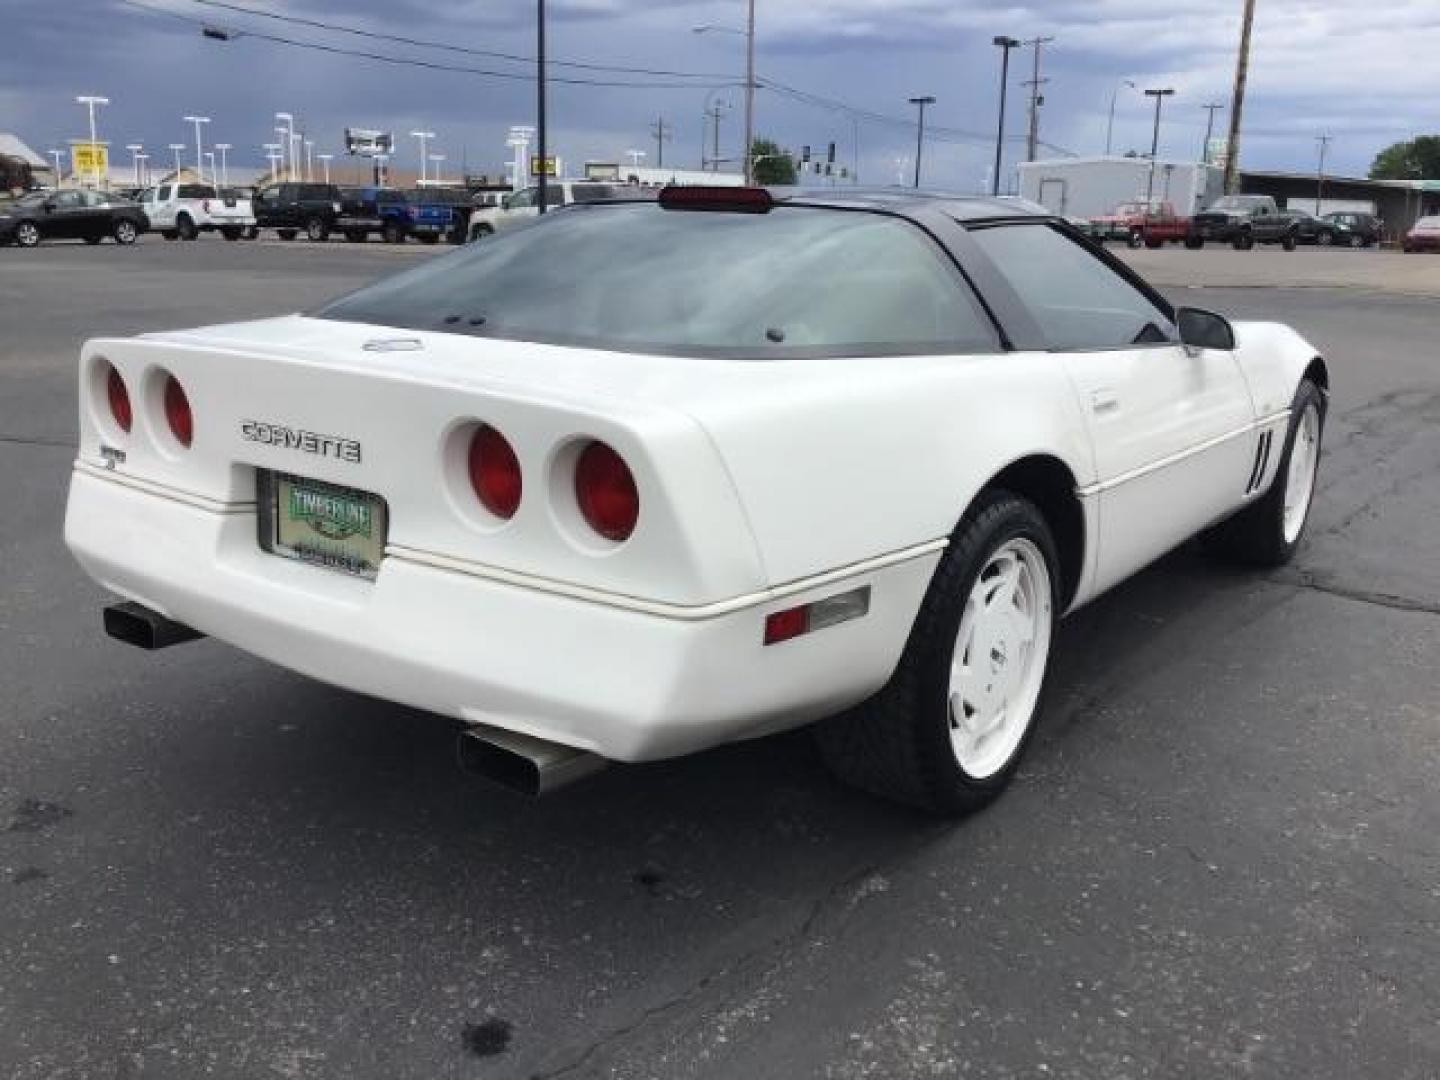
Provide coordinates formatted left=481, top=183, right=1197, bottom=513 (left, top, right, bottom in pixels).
left=253, top=182, right=346, bottom=241
left=340, top=187, right=470, bottom=244
left=1138, top=205, right=1193, bottom=248
left=140, top=182, right=255, bottom=241
left=1188, top=195, right=1297, bottom=250
left=1088, top=200, right=1167, bottom=247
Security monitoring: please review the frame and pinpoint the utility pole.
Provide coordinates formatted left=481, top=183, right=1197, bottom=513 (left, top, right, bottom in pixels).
left=1200, top=103, right=1225, bottom=163
left=1144, top=87, right=1175, bottom=207
left=1022, top=36, right=1054, bottom=162
left=651, top=116, right=672, bottom=168
left=1315, top=134, right=1333, bottom=214
left=992, top=36, right=1020, bottom=196
left=908, top=95, right=935, bottom=188
left=537, top=0, right=549, bottom=212
left=743, top=0, right=755, bottom=184
left=1223, top=0, right=1257, bottom=194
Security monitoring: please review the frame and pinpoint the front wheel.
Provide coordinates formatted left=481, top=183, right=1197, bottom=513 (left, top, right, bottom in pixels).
left=113, top=219, right=139, bottom=245
left=242, top=226, right=259, bottom=240
left=1127, top=229, right=1144, bottom=249
left=1203, top=380, right=1325, bottom=567
left=221, top=227, right=241, bottom=241
left=1317, top=231, right=1334, bottom=247
left=1349, top=234, right=1365, bottom=249
left=305, top=217, right=330, bottom=242
left=14, top=221, right=40, bottom=248
left=381, top=221, right=406, bottom=244
left=176, top=216, right=198, bottom=241
left=816, top=491, right=1059, bottom=815
left=1184, top=234, right=1204, bottom=250
left=1282, top=233, right=1297, bottom=251
left=1233, top=230, right=1256, bottom=251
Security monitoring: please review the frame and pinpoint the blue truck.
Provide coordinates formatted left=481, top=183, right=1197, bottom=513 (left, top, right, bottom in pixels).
left=338, top=187, right=471, bottom=244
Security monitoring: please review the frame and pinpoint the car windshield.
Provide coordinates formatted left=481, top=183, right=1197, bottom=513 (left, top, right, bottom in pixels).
left=1208, top=196, right=1268, bottom=211
left=314, top=202, right=999, bottom=358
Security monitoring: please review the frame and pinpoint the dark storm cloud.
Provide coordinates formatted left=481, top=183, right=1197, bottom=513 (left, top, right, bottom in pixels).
left=2, top=0, right=1436, bottom=187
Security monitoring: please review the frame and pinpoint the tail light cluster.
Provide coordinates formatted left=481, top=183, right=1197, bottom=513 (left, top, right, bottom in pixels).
left=463, top=425, right=640, bottom=544
left=100, top=361, right=194, bottom=449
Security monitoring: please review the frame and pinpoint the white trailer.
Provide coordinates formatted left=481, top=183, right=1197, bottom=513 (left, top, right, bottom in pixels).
left=1018, top=156, right=1224, bottom=218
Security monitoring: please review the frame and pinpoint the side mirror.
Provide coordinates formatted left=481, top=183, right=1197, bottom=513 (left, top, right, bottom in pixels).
left=1176, top=307, right=1235, bottom=352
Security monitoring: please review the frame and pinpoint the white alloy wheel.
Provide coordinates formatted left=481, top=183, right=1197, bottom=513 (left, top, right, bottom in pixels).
left=114, top=220, right=137, bottom=244
left=1282, top=399, right=1321, bottom=544
left=16, top=221, right=40, bottom=247
left=948, top=537, right=1054, bottom=779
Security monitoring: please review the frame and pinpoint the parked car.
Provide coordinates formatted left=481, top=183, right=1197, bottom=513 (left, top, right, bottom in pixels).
left=141, top=182, right=256, bottom=241
left=1089, top=200, right=1171, bottom=248
left=65, top=187, right=1329, bottom=815
left=1402, top=215, right=1440, bottom=253
left=1189, top=195, right=1294, bottom=250
left=467, top=181, right=628, bottom=241
left=252, top=182, right=345, bottom=241
left=0, top=188, right=148, bottom=247
left=1322, top=211, right=1382, bottom=248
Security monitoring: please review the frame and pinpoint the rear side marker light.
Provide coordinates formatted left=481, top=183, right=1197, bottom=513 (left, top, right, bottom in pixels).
left=468, top=425, right=523, bottom=519
left=106, top=364, right=133, bottom=433
left=575, top=441, right=639, bottom=543
left=164, top=376, right=193, bottom=447
left=764, top=586, right=871, bottom=646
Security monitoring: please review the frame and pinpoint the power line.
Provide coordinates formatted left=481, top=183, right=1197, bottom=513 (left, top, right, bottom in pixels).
left=178, top=0, right=734, bottom=80
left=121, top=0, right=738, bottom=89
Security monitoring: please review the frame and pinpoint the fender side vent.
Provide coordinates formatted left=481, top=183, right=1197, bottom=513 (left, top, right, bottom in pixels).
left=1246, top=430, right=1274, bottom=494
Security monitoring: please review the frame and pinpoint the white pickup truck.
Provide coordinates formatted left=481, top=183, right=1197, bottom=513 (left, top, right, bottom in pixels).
left=140, top=183, right=256, bottom=241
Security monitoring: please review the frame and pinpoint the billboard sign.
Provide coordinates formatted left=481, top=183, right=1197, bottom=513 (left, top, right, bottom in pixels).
left=530, top=155, right=558, bottom=177
left=345, top=128, right=393, bottom=156
left=72, top=142, right=108, bottom=176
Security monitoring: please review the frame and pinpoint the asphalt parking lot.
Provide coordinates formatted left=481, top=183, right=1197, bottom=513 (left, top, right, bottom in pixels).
left=1, top=237, right=1437, bottom=1079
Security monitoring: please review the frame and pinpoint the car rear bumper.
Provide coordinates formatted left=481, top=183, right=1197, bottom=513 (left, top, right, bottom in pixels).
left=65, top=466, right=934, bottom=762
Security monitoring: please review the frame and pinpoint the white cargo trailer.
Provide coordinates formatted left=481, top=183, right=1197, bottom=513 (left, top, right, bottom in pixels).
left=1018, top=156, right=1224, bottom=218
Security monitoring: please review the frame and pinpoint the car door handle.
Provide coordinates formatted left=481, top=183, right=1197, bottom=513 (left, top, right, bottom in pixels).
left=1091, top=389, right=1120, bottom=415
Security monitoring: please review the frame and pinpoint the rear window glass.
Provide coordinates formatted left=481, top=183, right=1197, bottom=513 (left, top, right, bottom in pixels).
left=314, top=203, right=999, bottom=358
left=179, top=184, right=217, bottom=199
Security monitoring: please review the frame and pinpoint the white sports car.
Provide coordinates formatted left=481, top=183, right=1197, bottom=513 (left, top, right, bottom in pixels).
left=64, top=187, right=1327, bottom=813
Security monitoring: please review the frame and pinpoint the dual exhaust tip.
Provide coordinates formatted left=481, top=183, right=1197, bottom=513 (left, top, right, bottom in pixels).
left=101, top=602, right=606, bottom=797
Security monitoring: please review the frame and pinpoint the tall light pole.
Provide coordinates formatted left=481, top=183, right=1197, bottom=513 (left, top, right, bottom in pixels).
left=183, top=115, right=210, bottom=183
left=1200, top=103, right=1225, bottom=163
left=168, top=143, right=186, bottom=181
left=126, top=143, right=144, bottom=187
left=304, top=138, right=314, bottom=182
left=1106, top=79, right=1137, bottom=156
left=275, top=113, right=294, bottom=181
left=908, top=95, right=935, bottom=188
left=263, top=143, right=281, bottom=182
left=135, top=152, right=149, bottom=186
left=76, top=95, right=109, bottom=187
left=48, top=149, right=65, bottom=184
left=1023, top=37, right=1054, bottom=162
left=317, top=153, right=333, bottom=184
left=1224, top=0, right=1257, bottom=194
left=205, top=152, right=217, bottom=185
left=214, top=143, right=232, bottom=187
left=411, top=130, right=435, bottom=186
left=429, top=154, right=446, bottom=185
left=693, top=7, right=757, bottom=184
left=1315, top=134, right=1333, bottom=214
left=274, top=127, right=290, bottom=180
left=1143, top=87, right=1175, bottom=207
left=537, top=0, right=549, bottom=211
left=701, top=88, right=731, bottom=172
left=992, top=37, right=1019, bottom=196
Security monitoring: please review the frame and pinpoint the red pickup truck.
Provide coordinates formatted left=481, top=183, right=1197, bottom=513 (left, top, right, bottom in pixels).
left=1138, top=205, right=1193, bottom=248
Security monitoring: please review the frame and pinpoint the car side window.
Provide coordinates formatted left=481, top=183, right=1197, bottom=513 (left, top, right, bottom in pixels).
left=969, top=223, right=1176, bottom=351
left=506, top=187, right=536, bottom=209
left=54, top=191, right=82, bottom=209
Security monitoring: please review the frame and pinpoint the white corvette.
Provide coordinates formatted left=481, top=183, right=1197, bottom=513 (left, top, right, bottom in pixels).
left=64, top=187, right=1327, bottom=813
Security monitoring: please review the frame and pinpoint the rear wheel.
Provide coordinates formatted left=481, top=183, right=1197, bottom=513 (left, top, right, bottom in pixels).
left=242, top=226, right=259, bottom=240
left=1234, top=230, right=1255, bottom=251
left=1282, top=232, right=1297, bottom=251
left=1127, top=229, right=1143, bottom=249
left=1184, top=234, right=1204, bottom=250
left=113, top=219, right=139, bottom=245
left=15, top=221, right=40, bottom=248
left=816, top=491, right=1059, bottom=815
left=1317, top=230, right=1334, bottom=247
left=1203, top=380, right=1325, bottom=567
left=1349, top=234, right=1365, bottom=249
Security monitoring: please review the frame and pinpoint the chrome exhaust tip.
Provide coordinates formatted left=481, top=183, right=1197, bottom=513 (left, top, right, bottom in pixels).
left=457, top=725, right=606, bottom=797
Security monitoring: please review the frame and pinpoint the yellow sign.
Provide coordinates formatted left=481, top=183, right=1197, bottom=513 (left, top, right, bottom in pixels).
left=73, top=143, right=109, bottom=176
left=530, top=155, right=557, bottom=177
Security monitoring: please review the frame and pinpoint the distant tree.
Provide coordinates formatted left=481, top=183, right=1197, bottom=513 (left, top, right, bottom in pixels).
left=1370, top=136, right=1440, bottom=180
left=751, top=138, right=797, bottom=185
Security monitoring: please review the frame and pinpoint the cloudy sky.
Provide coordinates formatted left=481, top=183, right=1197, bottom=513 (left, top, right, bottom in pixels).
left=3, top=0, right=1437, bottom=187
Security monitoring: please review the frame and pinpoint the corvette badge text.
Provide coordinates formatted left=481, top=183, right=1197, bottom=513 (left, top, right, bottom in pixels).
left=241, top=421, right=362, bottom=463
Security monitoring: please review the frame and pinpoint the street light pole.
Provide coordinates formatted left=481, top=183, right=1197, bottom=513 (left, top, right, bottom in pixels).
left=275, top=113, right=294, bottom=181
left=1106, top=79, right=1136, bottom=156
left=743, top=0, right=756, bottom=184
left=136, top=153, right=149, bottom=186
left=992, top=36, right=1019, bottom=196
left=48, top=149, right=65, bottom=184
left=214, top=143, right=232, bottom=187
left=1200, top=103, right=1224, bottom=164
left=168, top=143, right=186, bottom=181
left=908, top=95, right=935, bottom=188
left=429, top=154, right=446, bottom=185
left=1143, top=87, right=1175, bottom=207
left=537, top=0, right=549, bottom=212
left=317, top=153, right=333, bottom=184
left=1224, top=0, right=1257, bottom=194
left=126, top=143, right=144, bottom=187
left=1315, top=134, right=1333, bottom=214
left=410, top=131, right=435, bottom=186
left=76, top=95, right=109, bottom=187
left=183, top=115, right=210, bottom=184
left=304, top=139, right=314, bottom=182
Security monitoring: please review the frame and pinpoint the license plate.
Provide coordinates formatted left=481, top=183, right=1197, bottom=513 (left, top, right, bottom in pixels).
left=258, top=471, right=387, bottom=579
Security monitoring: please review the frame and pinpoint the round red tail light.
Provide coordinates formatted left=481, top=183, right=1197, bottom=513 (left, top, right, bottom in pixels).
left=467, top=425, right=522, bottom=519
left=164, top=375, right=193, bottom=447
left=105, top=364, right=132, bottom=433
left=575, top=441, right=639, bottom=543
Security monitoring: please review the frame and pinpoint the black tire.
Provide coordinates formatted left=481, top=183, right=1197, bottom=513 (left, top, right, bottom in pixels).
left=14, top=221, right=41, bottom=248
left=161, top=230, right=178, bottom=241
left=112, top=219, right=139, bottom=245
left=277, top=229, right=298, bottom=241
left=815, top=490, right=1061, bottom=815
left=221, top=227, right=241, bottom=242
left=176, top=216, right=198, bottom=241
left=1282, top=232, right=1297, bottom=251
left=381, top=221, right=406, bottom=244
left=1184, top=234, right=1204, bottom=250
left=1127, top=229, right=1144, bottom=249
left=1202, top=379, right=1326, bottom=568
left=1233, top=230, right=1255, bottom=251
left=305, top=216, right=330, bottom=242
left=242, top=226, right=259, bottom=240
left=1144, top=236, right=1163, bottom=249
left=469, top=223, right=493, bottom=243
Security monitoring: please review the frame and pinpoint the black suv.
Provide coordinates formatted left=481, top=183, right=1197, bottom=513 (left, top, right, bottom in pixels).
left=1322, top=211, right=1382, bottom=248
left=253, top=182, right=345, bottom=241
